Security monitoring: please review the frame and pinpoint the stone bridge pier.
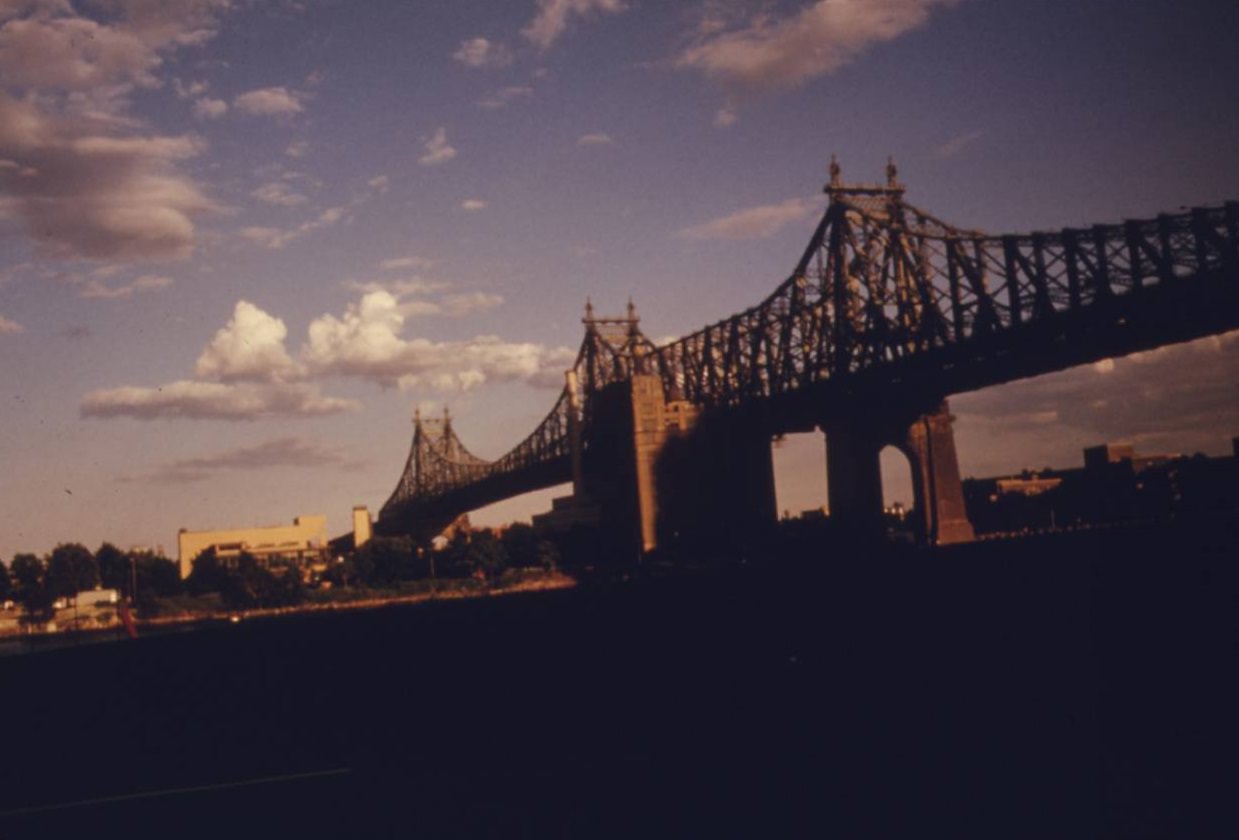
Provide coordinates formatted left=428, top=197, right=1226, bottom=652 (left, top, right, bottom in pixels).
left=580, top=376, right=972, bottom=559
left=823, top=399, right=974, bottom=545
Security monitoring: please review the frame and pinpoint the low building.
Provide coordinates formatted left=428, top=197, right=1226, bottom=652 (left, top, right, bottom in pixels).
left=177, top=515, right=329, bottom=578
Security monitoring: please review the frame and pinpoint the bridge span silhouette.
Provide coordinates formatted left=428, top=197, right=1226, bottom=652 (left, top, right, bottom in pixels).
left=375, top=161, right=1239, bottom=554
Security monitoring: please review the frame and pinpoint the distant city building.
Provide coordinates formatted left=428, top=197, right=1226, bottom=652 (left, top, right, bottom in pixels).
left=352, top=506, right=373, bottom=550
left=964, top=440, right=1238, bottom=535
left=177, top=515, right=329, bottom=578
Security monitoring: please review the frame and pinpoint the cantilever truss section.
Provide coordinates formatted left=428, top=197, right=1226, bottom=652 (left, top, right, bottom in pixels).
left=381, top=171, right=1239, bottom=521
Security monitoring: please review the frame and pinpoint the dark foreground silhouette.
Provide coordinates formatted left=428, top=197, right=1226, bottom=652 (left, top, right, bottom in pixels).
left=2, top=516, right=1236, bottom=839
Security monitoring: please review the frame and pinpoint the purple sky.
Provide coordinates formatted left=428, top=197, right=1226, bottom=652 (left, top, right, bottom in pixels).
left=2, top=0, right=1237, bottom=559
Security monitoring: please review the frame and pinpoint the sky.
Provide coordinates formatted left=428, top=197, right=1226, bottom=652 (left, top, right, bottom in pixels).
left=1, top=0, right=1238, bottom=560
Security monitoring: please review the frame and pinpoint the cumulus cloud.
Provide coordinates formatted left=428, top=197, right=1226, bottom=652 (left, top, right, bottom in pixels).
left=234, top=86, right=303, bottom=116
left=676, top=197, right=818, bottom=241
left=577, top=132, right=613, bottom=145
left=418, top=127, right=456, bottom=166
left=191, top=96, right=227, bottom=120
left=194, top=300, right=303, bottom=383
left=81, top=380, right=358, bottom=421
left=675, top=0, right=958, bottom=98
left=0, top=313, right=23, bottom=333
left=123, top=436, right=361, bottom=484
left=0, top=2, right=227, bottom=261
left=460, top=198, right=488, bottom=211
left=453, top=37, right=513, bottom=68
left=302, top=290, right=572, bottom=391
left=80, top=272, right=172, bottom=299
left=523, top=0, right=626, bottom=51
left=367, top=174, right=390, bottom=192
left=285, top=140, right=309, bottom=158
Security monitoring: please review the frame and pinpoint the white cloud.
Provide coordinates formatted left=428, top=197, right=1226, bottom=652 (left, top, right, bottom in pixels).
left=441, top=291, right=503, bottom=316
left=460, top=198, right=488, bottom=211
left=675, top=0, right=958, bottom=96
left=234, top=86, right=303, bottom=116
left=240, top=205, right=348, bottom=249
left=452, top=37, right=513, bottom=68
left=380, top=256, right=435, bottom=271
left=251, top=180, right=307, bottom=206
left=577, top=132, right=613, bottom=145
left=523, top=0, right=627, bottom=51
left=81, top=380, right=358, bottom=421
left=302, top=290, right=571, bottom=391
left=676, top=197, right=818, bottom=241
left=285, top=140, right=309, bottom=158
left=80, top=273, right=173, bottom=299
left=0, top=313, right=23, bottom=334
left=194, top=300, right=303, bottom=383
left=367, top=174, right=390, bottom=192
left=192, top=96, right=227, bottom=120
left=418, top=127, right=456, bottom=166
left=1093, top=358, right=1116, bottom=375
left=714, top=106, right=738, bottom=127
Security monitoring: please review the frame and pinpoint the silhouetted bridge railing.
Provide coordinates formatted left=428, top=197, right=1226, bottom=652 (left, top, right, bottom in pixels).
left=376, top=161, right=1239, bottom=544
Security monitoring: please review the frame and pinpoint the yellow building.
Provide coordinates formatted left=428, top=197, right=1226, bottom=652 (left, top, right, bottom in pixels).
left=177, top=515, right=329, bottom=578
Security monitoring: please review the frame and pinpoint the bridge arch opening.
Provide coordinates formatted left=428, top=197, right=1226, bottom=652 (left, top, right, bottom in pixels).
left=771, top=432, right=828, bottom=520
left=880, top=445, right=917, bottom=540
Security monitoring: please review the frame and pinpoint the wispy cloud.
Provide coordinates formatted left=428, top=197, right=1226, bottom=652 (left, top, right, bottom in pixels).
left=453, top=37, right=513, bottom=68
left=460, top=199, right=488, bottom=211
left=477, top=85, right=534, bottom=109
left=234, top=86, right=304, bottom=116
left=675, top=0, right=959, bottom=118
left=0, top=313, right=23, bottom=334
left=935, top=129, right=986, bottom=158
left=676, top=197, right=818, bottom=241
left=122, top=437, right=362, bottom=484
left=523, top=0, right=627, bottom=51
left=577, top=132, right=614, bottom=145
left=80, top=273, right=173, bottom=300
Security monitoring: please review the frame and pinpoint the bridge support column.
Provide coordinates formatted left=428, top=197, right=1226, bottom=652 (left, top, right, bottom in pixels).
left=824, top=416, right=885, bottom=540
left=822, top=399, right=973, bottom=545
left=902, top=400, right=975, bottom=545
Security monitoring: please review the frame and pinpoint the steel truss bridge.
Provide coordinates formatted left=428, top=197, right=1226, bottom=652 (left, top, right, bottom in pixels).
left=377, top=161, right=1239, bottom=540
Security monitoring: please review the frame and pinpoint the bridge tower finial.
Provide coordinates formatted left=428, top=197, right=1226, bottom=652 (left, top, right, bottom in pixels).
left=584, top=297, right=595, bottom=324
left=829, top=154, right=841, bottom=189
left=886, top=155, right=899, bottom=188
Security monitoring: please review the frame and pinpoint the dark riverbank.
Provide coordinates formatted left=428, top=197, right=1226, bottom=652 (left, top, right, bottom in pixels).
left=2, top=517, right=1235, bottom=838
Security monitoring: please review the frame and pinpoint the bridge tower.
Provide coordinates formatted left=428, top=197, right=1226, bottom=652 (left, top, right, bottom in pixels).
left=820, top=159, right=973, bottom=544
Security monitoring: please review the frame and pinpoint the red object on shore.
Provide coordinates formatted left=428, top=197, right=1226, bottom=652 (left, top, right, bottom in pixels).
left=117, top=600, right=139, bottom=639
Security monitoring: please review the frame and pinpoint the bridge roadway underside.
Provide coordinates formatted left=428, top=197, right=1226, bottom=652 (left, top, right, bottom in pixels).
left=374, top=458, right=572, bottom=542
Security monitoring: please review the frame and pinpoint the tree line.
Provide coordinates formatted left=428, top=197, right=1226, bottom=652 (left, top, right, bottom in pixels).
left=0, top=543, right=180, bottom=624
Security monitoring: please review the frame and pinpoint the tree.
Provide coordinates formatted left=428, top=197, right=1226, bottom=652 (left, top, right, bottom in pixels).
left=46, top=543, right=98, bottom=599
left=10, top=553, right=51, bottom=623
left=95, top=542, right=129, bottom=593
left=0, top=559, right=11, bottom=601
left=186, top=548, right=227, bottom=596
left=352, top=537, right=410, bottom=588
left=135, top=553, right=182, bottom=597
left=467, top=531, right=508, bottom=580
left=500, top=523, right=539, bottom=568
